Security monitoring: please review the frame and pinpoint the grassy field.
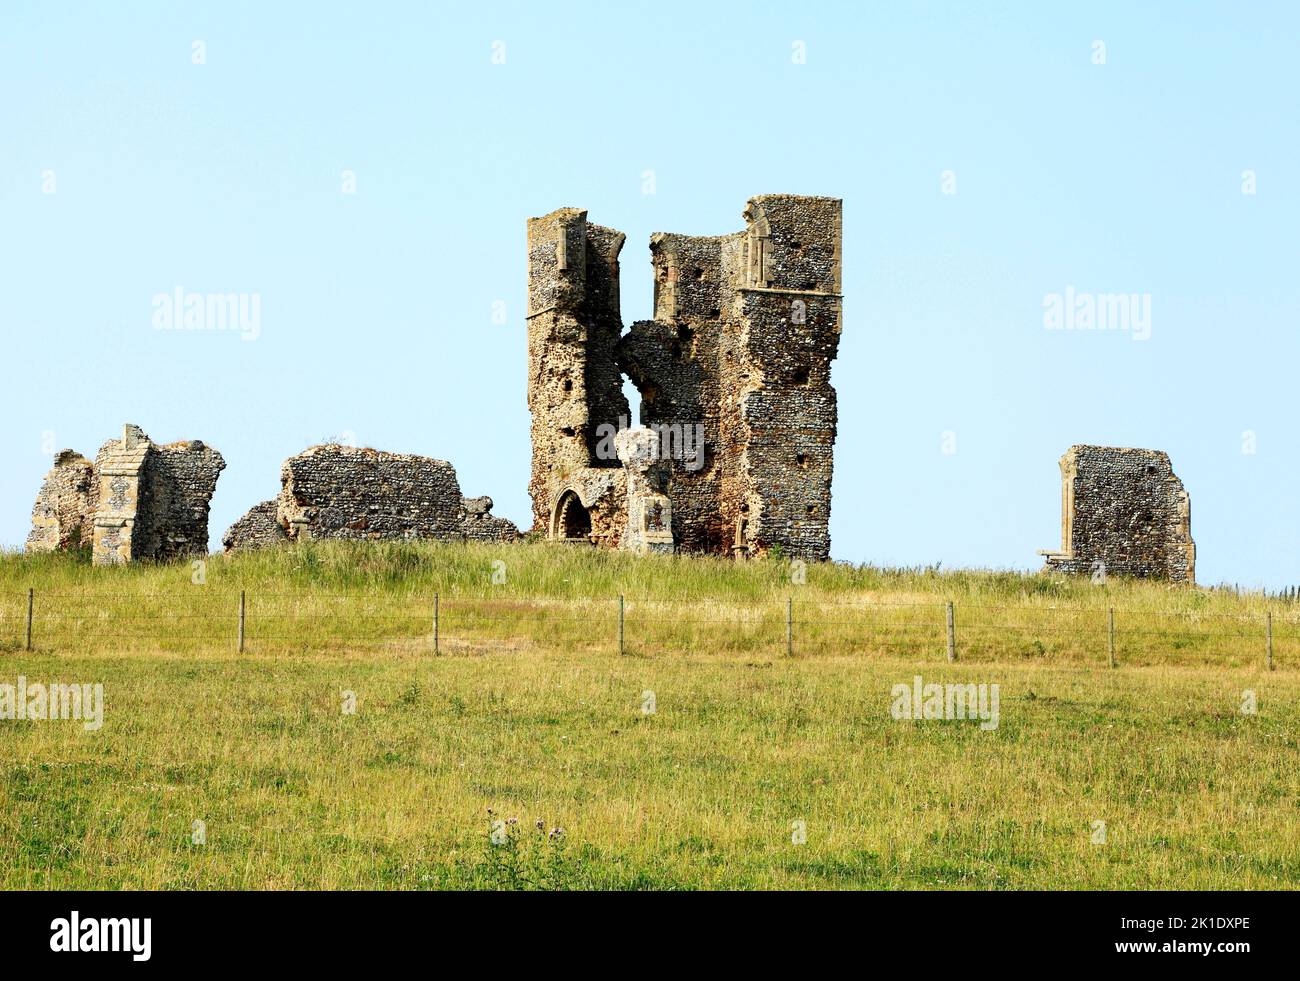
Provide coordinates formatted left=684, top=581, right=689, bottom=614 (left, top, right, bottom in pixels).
left=1, top=541, right=1297, bottom=889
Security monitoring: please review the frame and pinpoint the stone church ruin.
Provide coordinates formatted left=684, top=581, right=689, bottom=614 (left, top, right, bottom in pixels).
left=26, top=424, right=225, bottom=566
left=527, top=193, right=843, bottom=561
left=1039, top=445, right=1195, bottom=583
left=222, top=444, right=518, bottom=550
left=22, top=197, right=1210, bottom=584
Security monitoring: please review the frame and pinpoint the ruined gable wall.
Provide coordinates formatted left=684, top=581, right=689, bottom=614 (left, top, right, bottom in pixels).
left=526, top=208, right=629, bottom=546
left=25, top=450, right=95, bottom=553
left=617, top=233, right=731, bottom=553
left=726, top=195, right=842, bottom=561
left=1043, top=445, right=1195, bottom=583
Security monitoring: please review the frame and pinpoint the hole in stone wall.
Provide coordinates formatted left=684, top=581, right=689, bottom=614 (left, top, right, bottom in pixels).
left=806, top=503, right=817, bottom=515
left=796, top=453, right=808, bottom=469
left=563, top=378, right=573, bottom=393
left=792, top=366, right=810, bottom=386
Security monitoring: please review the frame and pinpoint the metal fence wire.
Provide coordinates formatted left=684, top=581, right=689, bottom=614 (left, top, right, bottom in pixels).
left=3, top=588, right=1292, bottom=669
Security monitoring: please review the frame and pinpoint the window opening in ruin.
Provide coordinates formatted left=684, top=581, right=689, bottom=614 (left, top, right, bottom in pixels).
left=554, top=490, right=592, bottom=542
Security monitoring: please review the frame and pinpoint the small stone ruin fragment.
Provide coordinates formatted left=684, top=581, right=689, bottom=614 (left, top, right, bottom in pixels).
left=1039, top=444, right=1195, bottom=583
left=26, top=423, right=226, bottom=566
left=222, top=444, right=518, bottom=550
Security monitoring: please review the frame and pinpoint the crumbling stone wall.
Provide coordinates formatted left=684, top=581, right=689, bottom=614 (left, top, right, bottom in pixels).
left=525, top=206, right=631, bottom=548
left=459, top=496, right=520, bottom=542
left=1039, top=445, right=1195, bottom=583
left=278, top=445, right=465, bottom=541
left=26, top=424, right=225, bottom=565
left=25, top=450, right=95, bottom=552
left=224, top=444, right=518, bottom=547
left=527, top=194, right=842, bottom=561
left=135, top=439, right=226, bottom=562
left=90, top=424, right=226, bottom=565
left=619, top=233, right=726, bottom=553
left=526, top=209, right=631, bottom=548
left=221, top=499, right=286, bottom=551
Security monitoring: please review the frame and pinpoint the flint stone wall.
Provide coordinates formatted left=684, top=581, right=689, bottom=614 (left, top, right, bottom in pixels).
left=91, top=425, right=226, bottom=565
left=221, top=499, right=287, bottom=551
left=459, top=496, right=520, bottom=542
left=25, top=450, right=95, bottom=552
left=246, top=444, right=517, bottom=546
left=1041, top=444, right=1195, bottom=583
left=26, top=424, right=224, bottom=565
left=527, top=193, right=841, bottom=561
left=136, top=439, right=226, bottom=562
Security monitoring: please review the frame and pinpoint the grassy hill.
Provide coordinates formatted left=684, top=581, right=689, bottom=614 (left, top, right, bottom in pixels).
left=0, top=542, right=1296, bottom=888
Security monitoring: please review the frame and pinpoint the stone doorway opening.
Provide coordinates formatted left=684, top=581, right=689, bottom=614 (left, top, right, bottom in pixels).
left=553, top=490, right=592, bottom=542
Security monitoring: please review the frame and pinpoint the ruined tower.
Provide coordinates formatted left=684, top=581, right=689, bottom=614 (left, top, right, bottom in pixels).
left=527, top=194, right=842, bottom=561
left=525, top=208, right=632, bottom=547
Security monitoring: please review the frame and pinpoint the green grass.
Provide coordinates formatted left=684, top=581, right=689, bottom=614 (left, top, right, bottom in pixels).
left=0, top=541, right=1296, bottom=889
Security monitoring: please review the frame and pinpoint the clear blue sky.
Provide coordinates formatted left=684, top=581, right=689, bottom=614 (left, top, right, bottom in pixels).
left=3, top=1, right=1297, bottom=588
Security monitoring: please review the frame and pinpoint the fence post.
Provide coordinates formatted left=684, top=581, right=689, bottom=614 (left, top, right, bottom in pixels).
left=786, top=596, right=793, bottom=657
left=237, top=590, right=246, bottom=654
left=25, top=588, right=33, bottom=652
left=945, top=601, right=955, bottom=662
left=1266, top=611, right=1274, bottom=672
left=618, top=594, right=625, bottom=656
left=434, top=592, right=440, bottom=655
left=1108, top=608, right=1116, bottom=669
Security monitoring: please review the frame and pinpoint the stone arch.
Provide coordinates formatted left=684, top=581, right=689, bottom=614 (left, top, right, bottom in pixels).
left=551, top=489, right=592, bottom=542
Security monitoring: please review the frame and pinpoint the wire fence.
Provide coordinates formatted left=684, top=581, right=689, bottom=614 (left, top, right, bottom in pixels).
left=1, top=587, right=1294, bottom=669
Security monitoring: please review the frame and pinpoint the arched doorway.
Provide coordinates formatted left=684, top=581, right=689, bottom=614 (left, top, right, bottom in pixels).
left=552, top=490, right=592, bottom=542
